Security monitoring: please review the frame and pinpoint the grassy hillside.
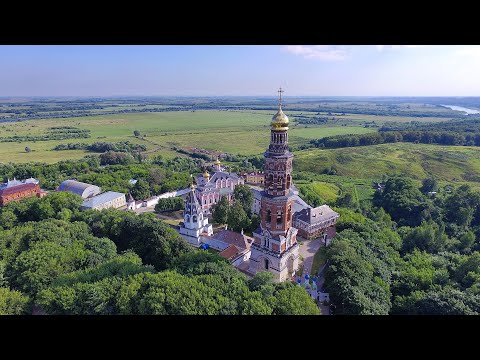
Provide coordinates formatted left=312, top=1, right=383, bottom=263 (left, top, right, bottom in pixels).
left=294, top=143, right=480, bottom=190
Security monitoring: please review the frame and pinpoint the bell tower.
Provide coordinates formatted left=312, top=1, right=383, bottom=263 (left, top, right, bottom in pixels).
left=248, top=88, right=299, bottom=282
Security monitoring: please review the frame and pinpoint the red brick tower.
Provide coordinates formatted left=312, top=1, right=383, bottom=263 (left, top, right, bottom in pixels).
left=248, top=88, right=299, bottom=281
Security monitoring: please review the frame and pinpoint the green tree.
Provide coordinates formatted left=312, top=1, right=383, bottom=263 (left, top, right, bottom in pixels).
left=392, top=249, right=435, bottom=297
left=446, top=185, right=480, bottom=227
left=402, top=220, right=449, bottom=253
left=79, top=211, right=191, bottom=271
left=212, top=195, right=229, bottom=224
left=249, top=213, right=261, bottom=232
left=0, top=287, right=30, bottom=315
left=336, top=192, right=357, bottom=208
left=133, top=130, right=140, bottom=137
left=57, top=208, right=73, bottom=222
left=25, top=146, right=31, bottom=153
left=0, top=207, right=17, bottom=230
left=373, top=176, right=428, bottom=227
left=154, top=197, right=184, bottom=212
left=234, top=184, right=254, bottom=216
left=131, top=179, right=151, bottom=200
left=273, top=284, right=320, bottom=315
left=227, top=201, right=250, bottom=232
left=420, top=178, right=438, bottom=193
left=459, top=231, right=476, bottom=253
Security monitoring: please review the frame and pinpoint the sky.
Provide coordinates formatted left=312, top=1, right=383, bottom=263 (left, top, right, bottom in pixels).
left=0, top=45, right=479, bottom=97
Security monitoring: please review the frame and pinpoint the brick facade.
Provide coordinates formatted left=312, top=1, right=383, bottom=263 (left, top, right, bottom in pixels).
left=0, top=183, right=41, bottom=206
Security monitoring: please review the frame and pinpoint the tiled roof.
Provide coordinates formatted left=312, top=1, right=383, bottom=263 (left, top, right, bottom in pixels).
left=0, top=183, right=38, bottom=196
left=219, top=244, right=240, bottom=260
left=211, top=229, right=253, bottom=251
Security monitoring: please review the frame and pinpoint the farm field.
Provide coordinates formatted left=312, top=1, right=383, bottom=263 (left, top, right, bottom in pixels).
left=0, top=110, right=377, bottom=163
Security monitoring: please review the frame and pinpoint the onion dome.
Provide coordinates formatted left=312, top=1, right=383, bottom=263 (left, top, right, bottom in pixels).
left=271, top=107, right=289, bottom=131
left=271, top=87, right=289, bottom=130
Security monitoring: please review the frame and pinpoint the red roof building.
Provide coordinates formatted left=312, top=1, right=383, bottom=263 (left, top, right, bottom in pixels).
left=219, top=244, right=240, bottom=261
left=0, top=183, right=41, bottom=206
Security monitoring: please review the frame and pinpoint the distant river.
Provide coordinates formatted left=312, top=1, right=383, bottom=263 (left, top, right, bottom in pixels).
left=441, top=104, right=480, bottom=115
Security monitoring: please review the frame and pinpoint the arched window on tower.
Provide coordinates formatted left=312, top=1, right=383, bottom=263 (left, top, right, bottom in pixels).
left=287, top=205, right=292, bottom=222
left=193, top=215, right=197, bottom=223
left=277, top=176, right=283, bottom=189
left=286, top=174, right=291, bottom=189
left=267, top=174, right=273, bottom=189
left=277, top=210, right=283, bottom=224
left=266, top=209, right=272, bottom=223
left=264, top=258, right=269, bottom=270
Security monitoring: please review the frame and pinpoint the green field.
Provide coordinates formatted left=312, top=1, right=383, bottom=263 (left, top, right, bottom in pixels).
left=294, top=143, right=480, bottom=191
left=0, top=110, right=378, bottom=163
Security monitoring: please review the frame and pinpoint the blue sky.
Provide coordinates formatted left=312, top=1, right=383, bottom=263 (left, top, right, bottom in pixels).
left=0, top=45, right=479, bottom=97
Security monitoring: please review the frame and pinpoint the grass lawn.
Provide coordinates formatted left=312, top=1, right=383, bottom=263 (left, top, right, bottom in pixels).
left=311, top=246, right=327, bottom=276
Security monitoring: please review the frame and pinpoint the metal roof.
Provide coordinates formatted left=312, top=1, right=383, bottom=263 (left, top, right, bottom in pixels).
left=58, top=180, right=100, bottom=197
left=82, top=191, right=125, bottom=208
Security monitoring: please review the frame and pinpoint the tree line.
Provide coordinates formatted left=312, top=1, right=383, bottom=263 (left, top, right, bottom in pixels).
left=0, top=127, right=91, bottom=143
left=54, top=141, right=146, bottom=153
left=307, top=130, right=480, bottom=149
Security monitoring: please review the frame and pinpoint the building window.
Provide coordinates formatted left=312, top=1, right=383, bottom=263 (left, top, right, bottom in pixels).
left=264, top=258, right=269, bottom=270
left=277, top=177, right=283, bottom=189
left=263, top=238, right=270, bottom=248
left=277, top=210, right=283, bottom=224
left=266, top=209, right=272, bottom=223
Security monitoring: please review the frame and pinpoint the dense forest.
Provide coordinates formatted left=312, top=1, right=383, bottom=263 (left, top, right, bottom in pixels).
left=0, top=190, right=318, bottom=315
left=325, top=176, right=480, bottom=314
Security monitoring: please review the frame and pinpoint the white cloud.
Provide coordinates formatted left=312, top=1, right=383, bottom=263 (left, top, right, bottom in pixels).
left=376, top=45, right=424, bottom=51
left=284, top=45, right=348, bottom=61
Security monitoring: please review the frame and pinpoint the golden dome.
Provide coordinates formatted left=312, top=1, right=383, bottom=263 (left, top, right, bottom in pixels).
left=215, top=158, right=221, bottom=165
left=190, top=183, right=196, bottom=190
left=271, top=107, right=289, bottom=130
left=203, top=170, right=210, bottom=178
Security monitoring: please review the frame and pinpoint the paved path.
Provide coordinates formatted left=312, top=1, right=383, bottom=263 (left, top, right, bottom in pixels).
left=298, top=237, right=323, bottom=275
left=133, top=206, right=155, bottom=214
left=295, top=239, right=332, bottom=315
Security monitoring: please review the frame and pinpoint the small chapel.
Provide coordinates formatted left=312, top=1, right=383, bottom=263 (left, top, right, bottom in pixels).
left=178, top=183, right=213, bottom=246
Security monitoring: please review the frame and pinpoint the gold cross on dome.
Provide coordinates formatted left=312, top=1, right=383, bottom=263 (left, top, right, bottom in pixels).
left=278, top=87, right=284, bottom=107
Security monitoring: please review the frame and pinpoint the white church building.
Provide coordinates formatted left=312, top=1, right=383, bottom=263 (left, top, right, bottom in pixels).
left=178, top=184, right=213, bottom=246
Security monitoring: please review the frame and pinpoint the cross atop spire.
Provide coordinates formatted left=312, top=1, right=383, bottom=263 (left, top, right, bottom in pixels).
left=278, top=87, right=284, bottom=108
